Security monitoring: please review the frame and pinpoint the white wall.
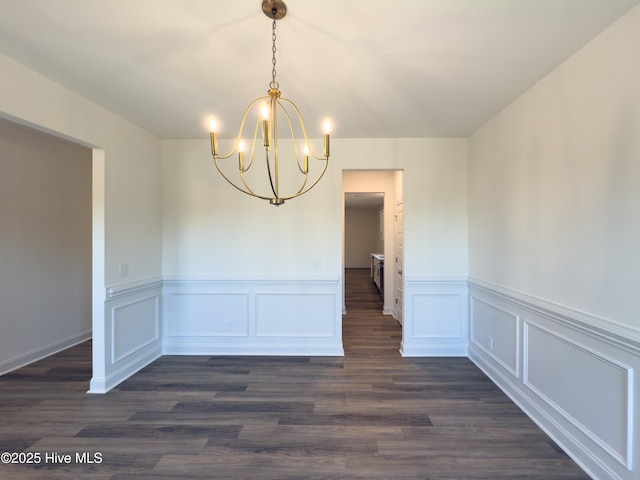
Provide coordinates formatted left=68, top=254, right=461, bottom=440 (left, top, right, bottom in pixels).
left=0, top=38, right=469, bottom=383
left=344, top=207, right=380, bottom=268
left=468, top=14, right=640, bottom=331
left=163, top=137, right=468, bottom=356
left=0, top=119, right=92, bottom=373
left=0, top=54, right=163, bottom=287
left=162, top=138, right=467, bottom=278
left=162, top=138, right=342, bottom=277
left=468, top=5, right=640, bottom=479
left=161, top=138, right=344, bottom=355
left=0, top=53, right=164, bottom=392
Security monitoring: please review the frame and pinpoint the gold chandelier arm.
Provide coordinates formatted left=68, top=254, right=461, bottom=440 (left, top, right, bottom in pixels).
left=279, top=157, right=329, bottom=202
left=276, top=98, right=307, bottom=175
left=239, top=169, right=260, bottom=197
left=213, top=96, right=269, bottom=160
left=238, top=116, right=261, bottom=173
left=264, top=148, right=279, bottom=199
left=270, top=97, right=279, bottom=198
left=277, top=97, right=328, bottom=161
left=214, top=154, right=276, bottom=202
left=236, top=117, right=261, bottom=197
left=294, top=172, right=310, bottom=196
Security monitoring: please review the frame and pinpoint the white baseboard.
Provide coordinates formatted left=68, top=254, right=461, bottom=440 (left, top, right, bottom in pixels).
left=400, top=342, right=467, bottom=357
left=163, top=343, right=343, bottom=356
left=0, top=330, right=91, bottom=376
left=87, top=345, right=162, bottom=394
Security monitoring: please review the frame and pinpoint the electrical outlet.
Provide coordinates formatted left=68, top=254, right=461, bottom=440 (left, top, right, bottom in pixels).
left=118, top=263, right=129, bottom=277
left=487, top=335, right=494, bottom=351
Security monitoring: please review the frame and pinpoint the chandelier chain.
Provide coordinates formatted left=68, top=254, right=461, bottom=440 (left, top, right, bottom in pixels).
left=270, top=17, right=279, bottom=89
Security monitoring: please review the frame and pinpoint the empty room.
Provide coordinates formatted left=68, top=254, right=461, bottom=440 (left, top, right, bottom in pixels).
left=1, top=1, right=639, bottom=479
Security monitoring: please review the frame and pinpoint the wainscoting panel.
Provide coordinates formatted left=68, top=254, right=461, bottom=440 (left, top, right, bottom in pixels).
left=468, top=278, right=640, bottom=480
left=401, top=277, right=468, bottom=356
left=163, top=276, right=343, bottom=356
left=89, top=278, right=163, bottom=394
left=524, top=321, right=633, bottom=471
left=112, top=295, right=159, bottom=363
left=167, top=292, right=249, bottom=337
left=470, top=296, right=520, bottom=377
left=255, top=293, right=336, bottom=337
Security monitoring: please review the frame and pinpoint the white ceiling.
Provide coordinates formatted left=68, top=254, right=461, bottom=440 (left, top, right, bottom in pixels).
left=0, top=0, right=637, bottom=139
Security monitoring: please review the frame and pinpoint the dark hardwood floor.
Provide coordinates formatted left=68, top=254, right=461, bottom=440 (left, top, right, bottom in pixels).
left=0, top=269, right=589, bottom=479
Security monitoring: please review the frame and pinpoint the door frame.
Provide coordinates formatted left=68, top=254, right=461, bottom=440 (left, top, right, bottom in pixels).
left=341, top=170, right=403, bottom=326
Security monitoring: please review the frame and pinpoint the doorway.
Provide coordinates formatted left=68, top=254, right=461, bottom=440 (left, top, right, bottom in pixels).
left=342, top=170, right=404, bottom=327
left=0, top=118, right=96, bottom=374
left=344, top=191, right=385, bottom=313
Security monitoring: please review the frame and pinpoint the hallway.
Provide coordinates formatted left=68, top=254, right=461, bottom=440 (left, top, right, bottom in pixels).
left=343, top=268, right=399, bottom=356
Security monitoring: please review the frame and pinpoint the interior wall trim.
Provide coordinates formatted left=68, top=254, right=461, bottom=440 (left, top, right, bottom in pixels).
left=468, top=279, right=639, bottom=480
left=107, top=276, right=164, bottom=299
left=162, top=275, right=344, bottom=357
left=405, top=275, right=469, bottom=286
left=89, top=278, right=163, bottom=394
left=468, top=276, right=640, bottom=354
left=470, top=295, right=521, bottom=378
left=401, top=276, right=468, bottom=357
left=163, top=275, right=341, bottom=287
left=523, top=320, right=634, bottom=470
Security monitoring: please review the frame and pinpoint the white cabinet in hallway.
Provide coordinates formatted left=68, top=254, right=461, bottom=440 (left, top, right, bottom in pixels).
left=371, top=253, right=384, bottom=298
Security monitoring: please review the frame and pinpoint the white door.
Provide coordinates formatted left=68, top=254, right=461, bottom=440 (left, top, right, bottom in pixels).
left=394, top=202, right=403, bottom=325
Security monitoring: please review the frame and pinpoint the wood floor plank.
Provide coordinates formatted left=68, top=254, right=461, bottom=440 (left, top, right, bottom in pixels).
left=0, top=268, right=590, bottom=479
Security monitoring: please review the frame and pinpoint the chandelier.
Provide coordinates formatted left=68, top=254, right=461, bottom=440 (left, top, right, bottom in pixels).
left=209, top=0, right=331, bottom=206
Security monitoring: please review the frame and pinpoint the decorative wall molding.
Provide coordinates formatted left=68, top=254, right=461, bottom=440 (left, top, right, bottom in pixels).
left=468, top=276, right=640, bottom=353
left=163, top=274, right=340, bottom=287
left=106, top=276, right=163, bottom=299
left=111, top=295, right=160, bottom=363
left=163, top=276, right=344, bottom=357
left=400, top=276, right=468, bottom=357
left=469, top=296, right=520, bottom=378
left=468, top=279, right=639, bottom=480
left=523, top=321, right=634, bottom=471
left=86, top=273, right=640, bottom=480
left=89, top=280, right=162, bottom=394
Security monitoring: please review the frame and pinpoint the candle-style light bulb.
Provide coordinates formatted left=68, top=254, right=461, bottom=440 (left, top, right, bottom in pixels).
left=323, top=118, right=331, bottom=135
left=261, top=103, right=270, bottom=149
left=209, top=117, right=219, bottom=157
left=238, top=140, right=245, bottom=171
left=323, top=118, right=331, bottom=158
left=303, top=145, right=310, bottom=174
